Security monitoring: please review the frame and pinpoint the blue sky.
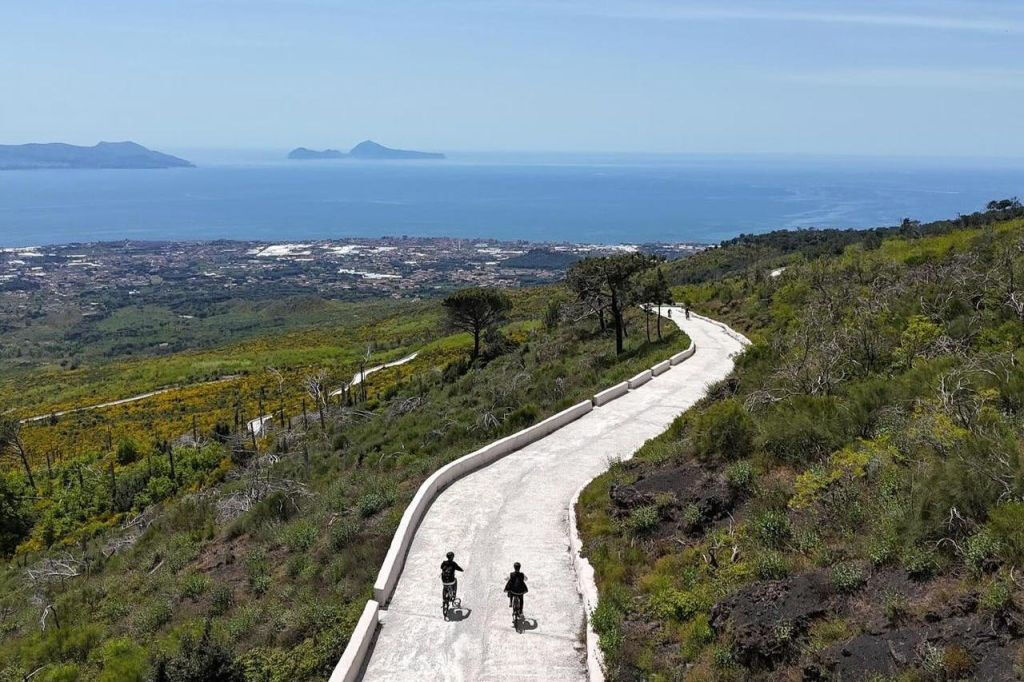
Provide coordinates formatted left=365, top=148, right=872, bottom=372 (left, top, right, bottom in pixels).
left=2, top=0, right=1023, bottom=156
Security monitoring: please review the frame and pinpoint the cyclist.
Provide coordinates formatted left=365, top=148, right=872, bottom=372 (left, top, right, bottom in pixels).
left=503, top=562, right=528, bottom=617
left=441, top=551, right=463, bottom=615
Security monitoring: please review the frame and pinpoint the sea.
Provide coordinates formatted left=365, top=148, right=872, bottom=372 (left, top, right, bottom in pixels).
left=1, top=151, right=1022, bottom=247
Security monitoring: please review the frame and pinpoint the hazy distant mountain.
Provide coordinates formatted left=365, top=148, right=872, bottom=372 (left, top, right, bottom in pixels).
left=349, top=140, right=444, bottom=160
left=288, top=147, right=347, bottom=160
left=0, top=141, right=194, bottom=170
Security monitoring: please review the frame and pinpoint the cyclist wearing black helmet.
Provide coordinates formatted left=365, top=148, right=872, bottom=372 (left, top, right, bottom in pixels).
left=503, top=561, right=528, bottom=616
left=440, top=551, right=464, bottom=616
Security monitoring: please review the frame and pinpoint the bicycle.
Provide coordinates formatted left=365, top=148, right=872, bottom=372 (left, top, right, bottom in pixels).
left=509, top=592, right=524, bottom=629
left=442, top=581, right=460, bottom=619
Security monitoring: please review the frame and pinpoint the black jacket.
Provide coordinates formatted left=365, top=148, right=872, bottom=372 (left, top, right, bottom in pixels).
left=441, top=559, right=463, bottom=583
left=504, top=570, right=528, bottom=595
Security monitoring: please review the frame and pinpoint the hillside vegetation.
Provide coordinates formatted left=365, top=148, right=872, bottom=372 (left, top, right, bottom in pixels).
left=579, top=209, right=1024, bottom=680
left=0, top=279, right=687, bottom=681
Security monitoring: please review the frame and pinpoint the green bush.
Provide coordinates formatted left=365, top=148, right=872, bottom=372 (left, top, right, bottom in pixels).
left=987, top=502, right=1024, bottom=565
left=179, top=573, right=211, bottom=602
left=964, top=528, right=1001, bottom=575
left=754, top=551, right=790, bottom=580
left=831, top=562, right=866, bottom=593
left=725, top=459, right=755, bottom=492
left=209, top=585, right=233, bottom=616
left=750, top=509, right=791, bottom=549
left=980, top=577, right=1013, bottom=612
left=901, top=545, right=937, bottom=579
left=591, top=599, right=624, bottom=662
left=689, top=398, right=756, bottom=461
left=329, top=518, right=360, bottom=550
left=115, top=439, right=141, bottom=466
left=624, top=505, right=660, bottom=536
left=283, top=520, right=319, bottom=553
left=134, top=599, right=173, bottom=634
left=357, top=485, right=396, bottom=518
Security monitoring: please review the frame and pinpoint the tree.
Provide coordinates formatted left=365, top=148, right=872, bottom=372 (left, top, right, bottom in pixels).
left=0, top=475, right=31, bottom=557
left=0, top=417, right=35, bottom=491
left=567, top=253, right=661, bottom=353
left=442, top=287, right=512, bottom=359
left=652, top=268, right=673, bottom=340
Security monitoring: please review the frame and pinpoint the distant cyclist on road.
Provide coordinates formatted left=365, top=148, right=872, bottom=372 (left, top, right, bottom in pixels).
left=504, top=562, right=528, bottom=617
left=441, top=551, right=464, bottom=616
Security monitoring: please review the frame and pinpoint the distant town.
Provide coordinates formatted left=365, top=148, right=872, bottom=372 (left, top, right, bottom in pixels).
left=0, top=237, right=705, bottom=324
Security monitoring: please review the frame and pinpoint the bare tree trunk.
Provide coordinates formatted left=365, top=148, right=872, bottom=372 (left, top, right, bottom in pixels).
left=657, top=304, right=663, bottom=340
left=13, top=437, right=35, bottom=491
left=166, top=442, right=177, bottom=488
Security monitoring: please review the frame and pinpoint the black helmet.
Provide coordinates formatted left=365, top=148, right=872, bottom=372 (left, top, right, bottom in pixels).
left=446, top=551, right=455, bottom=560
left=513, top=561, right=521, bottom=570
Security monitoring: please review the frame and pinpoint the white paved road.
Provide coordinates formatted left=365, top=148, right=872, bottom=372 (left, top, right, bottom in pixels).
left=361, top=310, right=746, bottom=681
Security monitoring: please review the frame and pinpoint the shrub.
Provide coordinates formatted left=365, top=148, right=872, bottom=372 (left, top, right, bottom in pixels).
left=330, top=518, right=360, bottom=550
left=680, top=503, right=702, bottom=530
left=831, top=562, right=866, bottom=593
left=882, top=590, right=909, bottom=625
left=624, top=505, right=660, bottom=536
left=180, top=573, right=211, bottom=602
left=92, top=637, right=147, bottom=682
left=591, top=599, right=624, bottom=662
left=725, top=459, right=755, bottom=492
left=754, top=551, right=790, bottom=580
left=357, top=485, right=396, bottom=518
left=750, top=509, right=791, bottom=549
left=283, top=520, right=318, bottom=553
left=987, top=502, right=1024, bottom=565
left=152, top=621, right=244, bottom=682
left=980, top=578, right=1013, bottom=612
left=902, top=546, right=937, bottom=579
left=245, top=550, right=270, bottom=595
left=134, top=599, right=173, bottom=634
left=209, top=585, right=233, bottom=616
left=964, top=528, right=1001, bottom=575
left=690, top=398, right=756, bottom=461
left=116, top=439, right=140, bottom=465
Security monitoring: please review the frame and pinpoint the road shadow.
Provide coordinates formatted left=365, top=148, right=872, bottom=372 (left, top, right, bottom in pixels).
left=447, top=607, right=472, bottom=622
left=516, top=618, right=539, bottom=633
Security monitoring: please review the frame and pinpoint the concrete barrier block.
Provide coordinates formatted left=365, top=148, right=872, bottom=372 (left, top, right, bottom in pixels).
left=329, top=599, right=379, bottom=682
left=651, top=360, right=671, bottom=376
left=670, top=343, right=696, bottom=365
left=627, top=369, right=653, bottom=389
left=592, top=381, right=629, bottom=406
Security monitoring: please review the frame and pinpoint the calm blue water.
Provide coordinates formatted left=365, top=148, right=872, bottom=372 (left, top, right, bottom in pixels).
left=1, top=152, right=1022, bottom=247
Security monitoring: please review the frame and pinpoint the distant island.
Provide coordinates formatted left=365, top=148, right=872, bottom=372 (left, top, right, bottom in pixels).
left=287, top=147, right=346, bottom=160
left=287, top=140, right=445, bottom=161
left=0, top=141, right=194, bottom=170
